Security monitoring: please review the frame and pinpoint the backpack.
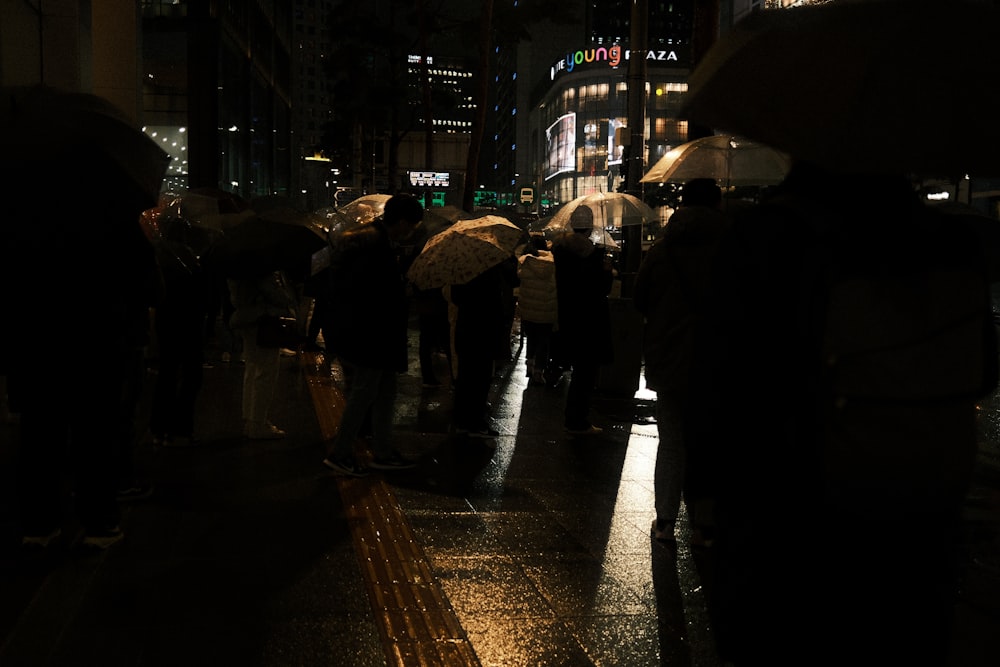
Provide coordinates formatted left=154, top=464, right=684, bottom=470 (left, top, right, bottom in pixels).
left=793, top=198, right=999, bottom=516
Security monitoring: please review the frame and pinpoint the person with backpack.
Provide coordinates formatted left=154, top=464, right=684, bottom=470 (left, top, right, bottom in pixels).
left=689, top=160, right=998, bottom=665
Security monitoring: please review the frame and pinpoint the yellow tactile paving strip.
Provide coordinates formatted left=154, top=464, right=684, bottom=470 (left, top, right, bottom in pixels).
left=300, top=352, right=481, bottom=667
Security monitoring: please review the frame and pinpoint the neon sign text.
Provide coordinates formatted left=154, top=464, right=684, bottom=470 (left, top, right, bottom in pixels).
left=550, top=47, right=679, bottom=80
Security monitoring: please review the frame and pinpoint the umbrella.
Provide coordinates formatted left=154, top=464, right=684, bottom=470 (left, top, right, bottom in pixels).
left=549, top=192, right=655, bottom=230
left=640, top=135, right=791, bottom=187
left=406, top=215, right=525, bottom=289
left=151, top=189, right=253, bottom=235
left=0, top=85, right=170, bottom=221
left=205, top=206, right=328, bottom=279
left=680, top=0, right=1000, bottom=177
left=542, top=215, right=620, bottom=250
left=331, top=194, right=391, bottom=228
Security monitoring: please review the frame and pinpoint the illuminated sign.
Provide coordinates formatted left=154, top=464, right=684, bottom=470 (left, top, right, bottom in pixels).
left=408, top=171, right=450, bottom=187
left=543, top=113, right=576, bottom=181
left=550, top=47, right=680, bottom=80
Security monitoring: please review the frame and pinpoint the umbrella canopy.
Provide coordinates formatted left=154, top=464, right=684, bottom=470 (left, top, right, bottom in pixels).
left=205, top=206, right=328, bottom=279
left=542, top=216, right=619, bottom=250
left=406, top=215, right=526, bottom=290
left=1, top=85, right=170, bottom=224
left=640, top=135, right=791, bottom=187
left=549, top=192, right=655, bottom=230
left=331, top=194, right=391, bottom=229
left=680, top=0, right=1000, bottom=177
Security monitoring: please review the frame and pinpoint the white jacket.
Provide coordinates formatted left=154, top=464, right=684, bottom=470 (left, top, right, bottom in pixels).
left=517, top=250, right=558, bottom=325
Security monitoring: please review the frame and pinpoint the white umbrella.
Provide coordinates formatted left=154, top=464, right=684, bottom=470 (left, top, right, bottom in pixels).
left=549, top=191, right=655, bottom=230
left=640, top=135, right=790, bottom=187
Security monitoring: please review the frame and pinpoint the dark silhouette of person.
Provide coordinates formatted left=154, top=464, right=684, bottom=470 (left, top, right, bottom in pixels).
left=414, top=285, right=452, bottom=387
left=322, top=193, right=424, bottom=475
left=9, top=169, right=160, bottom=548
left=149, top=217, right=213, bottom=446
left=449, top=259, right=515, bottom=437
left=116, top=223, right=165, bottom=499
left=634, top=178, right=731, bottom=547
left=550, top=205, right=614, bottom=434
left=689, top=161, right=998, bottom=665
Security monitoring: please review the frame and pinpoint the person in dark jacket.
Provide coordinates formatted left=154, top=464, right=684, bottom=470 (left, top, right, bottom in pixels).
left=448, top=257, right=517, bottom=437
left=550, top=206, right=614, bottom=434
left=633, top=179, right=730, bottom=548
left=322, top=193, right=424, bottom=476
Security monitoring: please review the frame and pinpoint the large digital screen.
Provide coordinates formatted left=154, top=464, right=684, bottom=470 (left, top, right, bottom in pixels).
left=408, top=171, right=450, bottom=187
left=543, top=113, right=576, bottom=181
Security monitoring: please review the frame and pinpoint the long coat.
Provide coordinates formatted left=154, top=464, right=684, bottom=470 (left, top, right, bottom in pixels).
left=550, top=231, right=614, bottom=364
left=326, top=221, right=409, bottom=371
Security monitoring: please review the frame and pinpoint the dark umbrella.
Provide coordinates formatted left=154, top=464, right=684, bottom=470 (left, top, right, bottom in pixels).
left=0, top=85, right=170, bottom=220
left=680, top=0, right=1000, bottom=177
left=205, top=206, right=328, bottom=279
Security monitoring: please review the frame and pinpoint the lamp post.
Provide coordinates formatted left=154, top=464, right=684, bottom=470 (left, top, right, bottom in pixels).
left=621, top=0, right=648, bottom=294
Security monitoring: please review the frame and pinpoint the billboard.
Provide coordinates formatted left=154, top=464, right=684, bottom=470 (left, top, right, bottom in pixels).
left=408, top=171, right=450, bottom=187
left=543, top=113, right=576, bottom=181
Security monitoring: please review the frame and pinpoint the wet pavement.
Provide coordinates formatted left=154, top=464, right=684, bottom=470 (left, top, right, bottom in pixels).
left=1, top=312, right=999, bottom=666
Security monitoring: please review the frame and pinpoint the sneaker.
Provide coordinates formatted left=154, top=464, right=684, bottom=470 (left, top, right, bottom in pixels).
left=369, top=451, right=417, bottom=470
left=117, top=483, right=154, bottom=502
left=247, top=423, right=286, bottom=440
left=82, top=526, right=124, bottom=549
left=565, top=424, right=603, bottom=435
left=650, top=519, right=677, bottom=545
left=454, top=425, right=500, bottom=439
left=22, top=527, right=62, bottom=548
left=322, top=457, right=370, bottom=477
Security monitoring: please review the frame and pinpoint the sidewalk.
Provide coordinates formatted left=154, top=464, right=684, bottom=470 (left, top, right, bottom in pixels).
left=0, top=316, right=998, bottom=666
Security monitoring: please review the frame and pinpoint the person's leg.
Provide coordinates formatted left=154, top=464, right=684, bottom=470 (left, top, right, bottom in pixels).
left=652, top=393, right=685, bottom=541
left=453, top=348, right=494, bottom=430
left=72, top=368, right=123, bottom=537
left=564, top=357, right=599, bottom=430
left=241, top=325, right=282, bottom=433
left=369, top=369, right=399, bottom=459
left=328, top=362, right=382, bottom=460
left=149, top=330, right=179, bottom=440
left=174, top=329, right=205, bottom=437
left=418, top=313, right=439, bottom=384
left=117, top=342, right=148, bottom=488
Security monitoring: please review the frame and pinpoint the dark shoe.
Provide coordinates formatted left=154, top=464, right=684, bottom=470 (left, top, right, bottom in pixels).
left=21, top=527, right=62, bottom=548
left=82, top=526, right=124, bottom=549
left=369, top=451, right=417, bottom=470
left=650, top=519, right=677, bottom=546
left=454, top=425, right=500, bottom=439
left=322, top=457, right=369, bottom=477
left=246, top=423, right=286, bottom=440
left=117, top=482, right=155, bottom=502
left=565, top=424, right=603, bottom=436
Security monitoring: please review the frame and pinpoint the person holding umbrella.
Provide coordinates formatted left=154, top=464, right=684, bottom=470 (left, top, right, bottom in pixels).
left=322, top=193, right=424, bottom=476
left=550, top=205, right=615, bottom=435
left=679, top=1, right=1000, bottom=663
